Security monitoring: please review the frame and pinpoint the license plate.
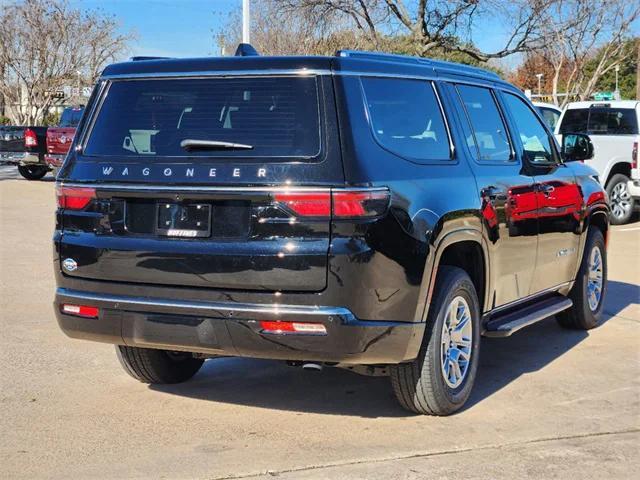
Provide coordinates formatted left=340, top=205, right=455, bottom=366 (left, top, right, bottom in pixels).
left=156, top=203, right=211, bottom=238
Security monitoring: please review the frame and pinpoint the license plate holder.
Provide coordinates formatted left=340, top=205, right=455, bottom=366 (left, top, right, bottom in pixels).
left=156, top=203, right=211, bottom=238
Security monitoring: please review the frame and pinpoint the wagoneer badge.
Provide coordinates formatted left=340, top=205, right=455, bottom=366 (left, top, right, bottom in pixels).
left=62, top=258, right=78, bottom=272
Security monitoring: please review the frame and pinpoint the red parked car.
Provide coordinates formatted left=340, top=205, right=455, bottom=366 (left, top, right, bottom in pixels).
left=45, top=106, right=84, bottom=168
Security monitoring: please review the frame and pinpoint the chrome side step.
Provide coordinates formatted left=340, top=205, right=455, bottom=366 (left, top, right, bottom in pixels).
left=483, top=296, right=573, bottom=338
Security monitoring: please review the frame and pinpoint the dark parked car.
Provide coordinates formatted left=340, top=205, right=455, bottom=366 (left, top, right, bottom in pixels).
left=0, top=125, right=49, bottom=179
left=53, top=48, right=609, bottom=415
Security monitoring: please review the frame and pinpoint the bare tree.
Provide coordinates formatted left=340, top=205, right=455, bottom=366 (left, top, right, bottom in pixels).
left=539, top=0, right=639, bottom=106
left=0, top=0, right=134, bottom=125
left=213, top=0, right=380, bottom=56
left=276, top=0, right=554, bottom=60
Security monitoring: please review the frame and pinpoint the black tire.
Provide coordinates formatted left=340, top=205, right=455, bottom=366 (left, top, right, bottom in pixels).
left=606, top=173, right=634, bottom=225
left=556, top=228, right=607, bottom=330
left=17, top=164, right=49, bottom=180
left=390, top=266, right=481, bottom=416
left=116, top=346, right=204, bottom=384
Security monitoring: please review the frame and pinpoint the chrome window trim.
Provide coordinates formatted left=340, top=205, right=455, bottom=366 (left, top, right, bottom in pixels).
left=57, top=182, right=389, bottom=194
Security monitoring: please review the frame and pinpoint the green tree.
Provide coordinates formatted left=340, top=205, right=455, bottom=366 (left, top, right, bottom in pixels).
left=590, top=39, right=638, bottom=100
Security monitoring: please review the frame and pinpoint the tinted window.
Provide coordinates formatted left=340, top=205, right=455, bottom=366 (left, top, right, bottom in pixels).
left=456, top=85, right=512, bottom=162
left=559, top=107, right=639, bottom=135
left=84, top=77, right=320, bottom=159
left=537, top=107, right=560, bottom=130
left=59, top=107, right=84, bottom=127
left=361, top=77, right=450, bottom=162
left=504, top=94, right=558, bottom=164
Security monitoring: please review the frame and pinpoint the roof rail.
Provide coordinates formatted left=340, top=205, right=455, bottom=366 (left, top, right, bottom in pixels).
left=336, top=49, right=501, bottom=80
left=235, top=43, right=260, bottom=57
left=129, top=56, right=172, bottom=61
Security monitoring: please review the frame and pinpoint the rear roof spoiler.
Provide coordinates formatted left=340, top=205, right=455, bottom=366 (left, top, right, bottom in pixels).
left=129, top=56, right=172, bottom=61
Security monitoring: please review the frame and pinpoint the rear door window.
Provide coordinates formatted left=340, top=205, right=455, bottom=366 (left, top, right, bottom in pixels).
left=455, top=85, right=512, bottom=162
left=360, top=77, right=451, bottom=162
left=84, top=76, right=321, bottom=159
left=559, top=107, right=639, bottom=135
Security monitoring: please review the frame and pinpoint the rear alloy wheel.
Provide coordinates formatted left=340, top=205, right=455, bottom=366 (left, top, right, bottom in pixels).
left=116, top=346, right=204, bottom=384
left=390, top=266, right=480, bottom=416
left=17, top=164, right=49, bottom=180
left=557, top=228, right=607, bottom=330
left=606, top=174, right=634, bottom=225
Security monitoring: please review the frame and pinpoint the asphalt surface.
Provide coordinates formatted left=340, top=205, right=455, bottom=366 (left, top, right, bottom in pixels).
left=1, top=169, right=638, bottom=479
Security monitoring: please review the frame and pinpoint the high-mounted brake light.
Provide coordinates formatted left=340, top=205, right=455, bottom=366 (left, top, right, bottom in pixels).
left=632, top=142, right=638, bottom=169
left=24, top=128, right=38, bottom=147
left=259, top=321, right=327, bottom=335
left=61, top=304, right=99, bottom=318
left=56, top=186, right=96, bottom=210
left=274, top=189, right=390, bottom=219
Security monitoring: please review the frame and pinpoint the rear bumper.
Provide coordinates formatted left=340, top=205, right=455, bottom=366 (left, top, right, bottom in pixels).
left=628, top=179, right=640, bottom=199
left=54, top=288, right=424, bottom=365
left=0, top=151, right=40, bottom=165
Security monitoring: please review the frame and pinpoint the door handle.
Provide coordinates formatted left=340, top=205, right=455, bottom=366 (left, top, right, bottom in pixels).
left=537, top=184, right=555, bottom=196
left=481, top=186, right=507, bottom=201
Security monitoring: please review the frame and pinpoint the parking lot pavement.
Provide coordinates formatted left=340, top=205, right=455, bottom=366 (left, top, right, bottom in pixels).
left=1, top=177, right=638, bottom=480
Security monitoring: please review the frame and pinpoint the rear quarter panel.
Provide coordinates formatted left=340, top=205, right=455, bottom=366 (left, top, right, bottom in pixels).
left=333, top=75, right=483, bottom=322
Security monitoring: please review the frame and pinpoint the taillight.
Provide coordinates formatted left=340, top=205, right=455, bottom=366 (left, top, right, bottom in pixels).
left=274, top=188, right=389, bottom=219
left=332, top=190, right=389, bottom=217
left=56, top=186, right=96, bottom=210
left=259, top=321, right=327, bottom=335
left=632, top=141, right=638, bottom=169
left=61, top=304, right=99, bottom=318
left=273, top=192, right=331, bottom=217
left=24, top=128, right=38, bottom=147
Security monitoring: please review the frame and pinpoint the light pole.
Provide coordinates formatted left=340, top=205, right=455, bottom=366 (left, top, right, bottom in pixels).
left=615, top=65, right=620, bottom=97
left=242, top=0, right=250, bottom=44
left=535, top=73, right=543, bottom=96
left=76, top=70, right=81, bottom=97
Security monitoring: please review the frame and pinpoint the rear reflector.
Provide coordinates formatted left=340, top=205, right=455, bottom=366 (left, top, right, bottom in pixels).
left=259, top=321, right=327, bottom=335
left=274, top=189, right=389, bottom=219
left=61, top=304, right=99, bottom=318
left=56, top=186, right=96, bottom=210
left=24, top=128, right=38, bottom=147
left=632, top=141, right=638, bottom=169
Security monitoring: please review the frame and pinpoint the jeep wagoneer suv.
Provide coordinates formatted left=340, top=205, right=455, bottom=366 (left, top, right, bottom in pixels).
left=54, top=48, right=608, bottom=415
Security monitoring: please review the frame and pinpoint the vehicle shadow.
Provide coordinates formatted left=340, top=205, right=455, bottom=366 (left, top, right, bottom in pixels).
left=603, top=280, right=639, bottom=318
left=148, top=320, right=589, bottom=418
left=150, top=282, right=636, bottom=418
left=151, top=356, right=412, bottom=418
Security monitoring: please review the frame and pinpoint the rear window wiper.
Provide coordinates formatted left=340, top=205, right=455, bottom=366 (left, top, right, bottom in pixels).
left=180, top=139, right=254, bottom=151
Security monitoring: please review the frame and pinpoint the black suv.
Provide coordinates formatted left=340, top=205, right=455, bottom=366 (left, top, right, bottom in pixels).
left=54, top=49, right=609, bottom=415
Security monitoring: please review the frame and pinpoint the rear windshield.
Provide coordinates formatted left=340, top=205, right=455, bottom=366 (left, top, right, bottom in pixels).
left=59, top=108, right=84, bottom=127
left=559, top=107, right=638, bottom=135
left=84, top=77, right=321, bottom=159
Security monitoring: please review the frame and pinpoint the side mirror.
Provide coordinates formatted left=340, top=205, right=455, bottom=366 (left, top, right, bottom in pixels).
left=562, top=133, right=593, bottom=162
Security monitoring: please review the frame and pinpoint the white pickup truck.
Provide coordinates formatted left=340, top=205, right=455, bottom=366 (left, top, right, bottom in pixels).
left=556, top=100, right=639, bottom=224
